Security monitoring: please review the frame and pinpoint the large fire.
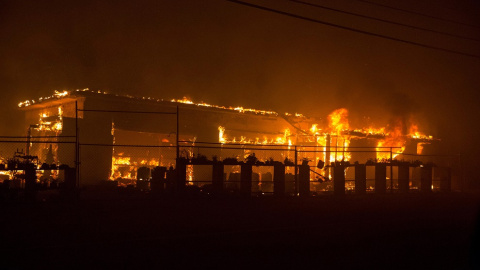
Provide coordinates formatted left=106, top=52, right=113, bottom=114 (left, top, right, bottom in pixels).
left=218, top=107, right=432, bottom=164
left=20, top=90, right=434, bottom=187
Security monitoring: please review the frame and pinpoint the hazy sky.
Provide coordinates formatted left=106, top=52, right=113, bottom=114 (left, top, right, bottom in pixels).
left=1, top=0, right=479, bottom=160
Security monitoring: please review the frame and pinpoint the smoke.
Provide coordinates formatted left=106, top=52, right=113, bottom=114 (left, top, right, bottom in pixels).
left=383, top=91, right=419, bottom=134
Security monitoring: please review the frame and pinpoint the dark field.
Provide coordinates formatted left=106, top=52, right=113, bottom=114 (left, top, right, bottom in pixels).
left=1, top=190, right=479, bottom=269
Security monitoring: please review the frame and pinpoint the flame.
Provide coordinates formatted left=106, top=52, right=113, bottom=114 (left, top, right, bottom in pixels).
left=218, top=126, right=226, bottom=143
left=408, top=124, right=432, bottom=139
left=376, top=125, right=406, bottom=160
left=54, top=90, right=69, bottom=98
left=110, top=156, right=132, bottom=180
left=416, top=142, right=430, bottom=155
left=218, top=126, right=292, bottom=145
left=170, top=97, right=279, bottom=116
left=326, top=109, right=351, bottom=162
left=328, top=108, right=349, bottom=135
left=172, top=97, right=194, bottom=104
left=365, top=127, right=386, bottom=135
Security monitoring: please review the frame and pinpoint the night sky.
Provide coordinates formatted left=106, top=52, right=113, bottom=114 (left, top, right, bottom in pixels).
left=1, top=0, right=480, bottom=179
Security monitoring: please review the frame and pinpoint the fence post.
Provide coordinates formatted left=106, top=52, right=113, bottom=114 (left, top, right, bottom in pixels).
left=240, top=163, right=252, bottom=196
left=398, top=163, right=409, bottom=193
left=273, top=162, right=286, bottom=196
left=212, top=163, right=224, bottom=193
left=298, top=163, right=310, bottom=197
left=176, top=159, right=187, bottom=194
left=375, top=163, right=387, bottom=194
left=151, top=166, right=167, bottom=192
left=355, top=164, right=366, bottom=194
left=333, top=163, right=345, bottom=196
left=420, top=165, right=433, bottom=192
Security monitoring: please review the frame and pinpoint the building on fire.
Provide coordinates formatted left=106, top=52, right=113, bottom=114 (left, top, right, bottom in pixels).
left=18, top=89, right=440, bottom=190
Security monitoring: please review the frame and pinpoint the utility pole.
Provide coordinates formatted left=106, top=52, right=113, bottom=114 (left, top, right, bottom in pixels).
left=75, top=101, right=79, bottom=188
left=176, top=106, right=179, bottom=161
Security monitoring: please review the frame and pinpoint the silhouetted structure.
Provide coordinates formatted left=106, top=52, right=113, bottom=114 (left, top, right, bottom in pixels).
left=240, top=164, right=252, bottom=195
left=355, top=164, right=366, bottom=194
left=398, top=164, right=410, bottom=193
left=421, top=165, right=433, bottom=192
left=273, top=163, right=286, bottom=196
left=375, top=163, right=387, bottom=194
left=151, top=166, right=166, bottom=192
left=333, top=164, right=346, bottom=196
left=298, top=164, right=310, bottom=196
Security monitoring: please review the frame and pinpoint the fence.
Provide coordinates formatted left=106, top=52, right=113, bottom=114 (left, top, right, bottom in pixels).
left=177, top=142, right=461, bottom=194
left=0, top=132, right=461, bottom=195
left=0, top=135, right=76, bottom=191
left=76, top=138, right=461, bottom=195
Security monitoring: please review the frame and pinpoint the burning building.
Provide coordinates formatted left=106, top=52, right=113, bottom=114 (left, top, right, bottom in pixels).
left=18, top=89, right=438, bottom=189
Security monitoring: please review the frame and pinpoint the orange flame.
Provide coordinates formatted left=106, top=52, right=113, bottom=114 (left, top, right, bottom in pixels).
left=328, top=108, right=349, bottom=135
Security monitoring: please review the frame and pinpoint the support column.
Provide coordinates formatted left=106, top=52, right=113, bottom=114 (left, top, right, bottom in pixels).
left=176, top=159, right=187, bottom=193
left=375, top=163, right=387, bottom=194
left=212, top=163, right=224, bottom=192
left=273, top=163, right=286, bottom=196
left=298, top=164, right=310, bottom=197
left=398, top=164, right=410, bottom=193
left=334, top=164, right=346, bottom=196
left=354, top=164, right=366, bottom=195
left=240, top=164, right=252, bottom=196
left=24, top=163, right=37, bottom=200
left=420, top=165, right=433, bottom=192
left=439, top=167, right=451, bottom=192
left=151, top=166, right=166, bottom=192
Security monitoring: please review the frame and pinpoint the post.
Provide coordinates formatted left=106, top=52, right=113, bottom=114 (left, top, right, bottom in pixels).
left=390, top=147, right=393, bottom=192
left=176, top=106, right=179, bottom=161
left=439, top=167, right=451, bottom=192
left=420, top=165, right=433, bottom=193
left=26, top=126, right=31, bottom=156
left=355, top=164, right=366, bottom=194
left=176, top=159, right=187, bottom=193
left=273, top=163, right=286, bottom=196
left=298, top=163, right=310, bottom=197
left=24, top=163, right=37, bottom=200
left=398, top=163, right=409, bottom=193
left=75, top=101, right=79, bottom=188
left=240, top=163, right=252, bottom=196
left=151, top=166, right=167, bottom=192
left=326, top=134, right=331, bottom=179
left=212, top=163, right=224, bottom=192
left=333, top=163, right=345, bottom=196
left=335, top=136, right=338, bottom=161
left=375, top=163, right=387, bottom=194
left=294, top=145, right=298, bottom=196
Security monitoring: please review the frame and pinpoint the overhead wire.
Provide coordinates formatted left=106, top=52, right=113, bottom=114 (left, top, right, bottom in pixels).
left=291, top=0, right=480, bottom=42
left=353, top=0, right=480, bottom=29
left=225, top=0, right=480, bottom=59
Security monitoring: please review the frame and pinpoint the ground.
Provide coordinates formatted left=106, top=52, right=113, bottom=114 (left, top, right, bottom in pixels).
left=1, top=190, right=479, bottom=269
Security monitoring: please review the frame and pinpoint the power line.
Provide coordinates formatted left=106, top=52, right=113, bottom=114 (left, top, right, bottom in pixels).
left=225, top=0, right=480, bottom=59
left=291, top=0, right=480, bottom=42
left=354, top=0, right=480, bottom=29
left=78, top=109, right=176, bottom=114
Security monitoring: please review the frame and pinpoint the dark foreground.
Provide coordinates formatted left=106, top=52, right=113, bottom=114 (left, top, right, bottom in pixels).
left=1, top=190, right=480, bottom=269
